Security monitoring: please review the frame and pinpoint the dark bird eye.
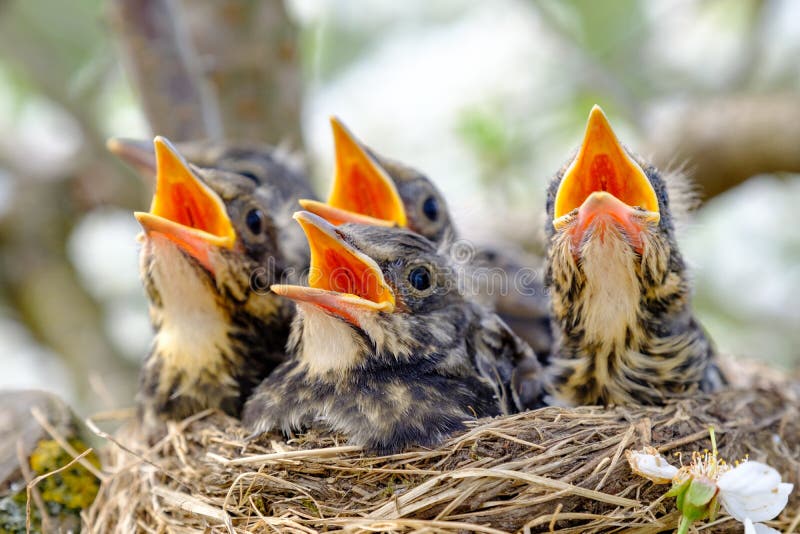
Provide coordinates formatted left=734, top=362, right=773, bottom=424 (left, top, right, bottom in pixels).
left=239, top=171, right=260, bottom=183
left=246, top=209, right=265, bottom=234
left=422, top=195, right=439, bottom=221
left=408, top=266, right=431, bottom=291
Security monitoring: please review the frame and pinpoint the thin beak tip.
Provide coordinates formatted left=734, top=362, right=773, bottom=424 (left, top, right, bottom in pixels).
left=293, top=209, right=335, bottom=232
left=105, top=137, right=122, bottom=153
left=589, top=104, right=605, bottom=117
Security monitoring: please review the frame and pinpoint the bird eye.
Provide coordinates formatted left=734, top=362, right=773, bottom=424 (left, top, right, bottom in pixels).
left=238, top=171, right=260, bottom=183
left=245, top=209, right=265, bottom=234
left=408, top=266, right=432, bottom=291
left=422, top=195, right=439, bottom=221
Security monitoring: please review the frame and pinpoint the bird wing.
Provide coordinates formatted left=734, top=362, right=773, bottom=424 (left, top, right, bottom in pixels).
left=472, top=313, right=545, bottom=413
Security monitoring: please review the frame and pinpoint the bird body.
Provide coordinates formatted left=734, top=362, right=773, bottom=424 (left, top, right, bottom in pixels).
left=299, top=118, right=554, bottom=360
left=113, top=137, right=315, bottom=431
left=243, top=212, right=543, bottom=454
left=544, top=106, right=725, bottom=406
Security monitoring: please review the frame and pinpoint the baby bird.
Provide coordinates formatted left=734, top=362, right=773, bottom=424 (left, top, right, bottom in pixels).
left=300, top=118, right=553, bottom=359
left=126, top=137, right=313, bottom=432
left=242, top=211, right=543, bottom=454
left=544, top=106, right=725, bottom=406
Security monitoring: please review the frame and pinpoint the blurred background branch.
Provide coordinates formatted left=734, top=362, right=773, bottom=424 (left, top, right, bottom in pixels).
left=108, top=0, right=221, bottom=141
left=646, top=93, right=800, bottom=199
left=176, top=0, right=303, bottom=145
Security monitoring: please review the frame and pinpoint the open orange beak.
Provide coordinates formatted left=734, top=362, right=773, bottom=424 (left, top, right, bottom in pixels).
left=271, top=211, right=395, bottom=324
left=134, top=137, right=236, bottom=273
left=299, top=117, right=407, bottom=229
left=107, top=137, right=157, bottom=177
left=554, top=106, right=660, bottom=249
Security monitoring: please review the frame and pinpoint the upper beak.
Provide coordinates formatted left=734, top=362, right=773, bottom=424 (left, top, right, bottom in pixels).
left=310, top=117, right=407, bottom=228
left=553, top=106, right=660, bottom=230
left=107, top=137, right=157, bottom=177
left=134, top=137, right=236, bottom=272
left=271, top=211, right=395, bottom=323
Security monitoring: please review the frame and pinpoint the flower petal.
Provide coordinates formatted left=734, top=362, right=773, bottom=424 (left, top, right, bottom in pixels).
left=744, top=517, right=782, bottom=534
left=718, top=462, right=793, bottom=522
left=625, top=447, right=678, bottom=484
left=718, top=461, right=781, bottom=495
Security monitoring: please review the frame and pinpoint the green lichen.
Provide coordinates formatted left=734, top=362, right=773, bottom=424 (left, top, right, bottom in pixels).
left=28, top=438, right=101, bottom=510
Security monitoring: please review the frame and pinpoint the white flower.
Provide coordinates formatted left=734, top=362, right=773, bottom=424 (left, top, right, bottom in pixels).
left=626, top=435, right=794, bottom=534
left=717, top=461, right=794, bottom=522
left=744, top=517, right=782, bottom=534
left=625, top=447, right=679, bottom=484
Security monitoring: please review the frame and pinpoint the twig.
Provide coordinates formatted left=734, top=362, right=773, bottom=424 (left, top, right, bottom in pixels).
left=30, top=407, right=105, bottom=481
left=594, top=423, right=635, bottom=491
left=26, top=448, right=94, bottom=534
left=16, top=440, right=52, bottom=534
left=209, top=444, right=362, bottom=465
left=449, top=469, right=639, bottom=507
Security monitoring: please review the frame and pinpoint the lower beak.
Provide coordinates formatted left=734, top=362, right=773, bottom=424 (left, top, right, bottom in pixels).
left=135, top=212, right=234, bottom=272
left=298, top=199, right=398, bottom=228
left=564, top=191, right=659, bottom=252
left=271, top=285, right=393, bottom=325
left=273, top=210, right=396, bottom=324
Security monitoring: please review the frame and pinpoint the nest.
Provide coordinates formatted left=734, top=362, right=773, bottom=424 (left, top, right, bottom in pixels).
left=84, top=362, right=800, bottom=533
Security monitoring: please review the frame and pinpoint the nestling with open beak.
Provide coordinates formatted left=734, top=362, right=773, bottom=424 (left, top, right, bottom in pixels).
left=299, top=117, right=554, bottom=360
left=126, top=137, right=314, bottom=432
left=544, top=106, right=725, bottom=406
left=242, top=211, right=544, bottom=454
left=109, top=137, right=317, bottom=280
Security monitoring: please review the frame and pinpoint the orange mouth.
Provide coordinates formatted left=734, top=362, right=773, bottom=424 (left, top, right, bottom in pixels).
left=271, top=211, right=395, bottom=324
left=300, top=117, right=407, bottom=228
left=554, top=106, right=660, bottom=250
left=134, top=137, right=235, bottom=273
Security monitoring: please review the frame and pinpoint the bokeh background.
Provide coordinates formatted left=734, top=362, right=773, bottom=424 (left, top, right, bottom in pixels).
left=1, top=0, right=798, bottom=415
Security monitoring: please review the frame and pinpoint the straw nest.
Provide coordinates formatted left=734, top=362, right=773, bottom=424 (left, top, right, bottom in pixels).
left=84, top=360, right=800, bottom=533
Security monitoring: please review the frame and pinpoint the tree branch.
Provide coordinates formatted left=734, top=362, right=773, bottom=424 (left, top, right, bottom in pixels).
left=646, top=94, right=800, bottom=200
left=107, top=0, right=221, bottom=141
left=175, top=0, right=303, bottom=145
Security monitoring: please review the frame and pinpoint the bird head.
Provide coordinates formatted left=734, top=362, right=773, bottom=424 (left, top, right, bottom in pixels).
left=548, top=106, right=668, bottom=251
left=299, top=117, right=453, bottom=243
left=544, top=106, right=691, bottom=357
left=134, top=137, right=238, bottom=278
left=116, top=136, right=310, bottom=302
left=546, top=106, right=681, bottom=288
left=272, top=211, right=469, bottom=372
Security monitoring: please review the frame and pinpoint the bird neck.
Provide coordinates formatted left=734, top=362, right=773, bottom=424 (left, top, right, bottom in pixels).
left=547, top=227, right=693, bottom=404
left=145, top=242, right=240, bottom=403
left=291, top=305, right=369, bottom=377
left=573, top=228, right=642, bottom=347
left=290, top=304, right=436, bottom=379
